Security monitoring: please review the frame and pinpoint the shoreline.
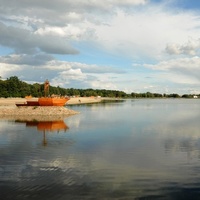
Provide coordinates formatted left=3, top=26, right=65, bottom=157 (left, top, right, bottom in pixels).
left=0, top=97, right=102, bottom=107
left=0, top=97, right=121, bottom=119
left=0, top=97, right=103, bottom=119
left=0, top=106, right=79, bottom=118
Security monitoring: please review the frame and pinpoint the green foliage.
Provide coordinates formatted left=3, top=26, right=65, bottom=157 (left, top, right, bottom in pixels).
left=182, top=94, right=193, bottom=98
left=0, top=76, right=199, bottom=99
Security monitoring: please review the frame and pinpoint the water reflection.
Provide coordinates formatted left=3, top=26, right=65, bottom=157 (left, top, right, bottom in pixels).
left=0, top=100, right=200, bottom=199
left=15, top=119, right=69, bottom=146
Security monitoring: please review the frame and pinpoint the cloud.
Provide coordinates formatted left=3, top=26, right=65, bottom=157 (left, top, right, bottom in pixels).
left=51, top=68, right=87, bottom=87
left=44, top=61, right=126, bottom=89
left=1, top=0, right=200, bottom=60
left=0, top=22, right=79, bottom=54
left=0, top=0, right=148, bottom=14
left=0, top=0, right=148, bottom=29
left=144, top=56, right=200, bottom=84
left=165, top=39, right=200, bottom=56
left=0, top=54, right=126, bottom=90
left=0, top=0, right=200, bottom=94
left=37, top=60, right=125, bottom=74
left=66, top=62, right=126, bottom=74
left=35, top=24, right=97, bottom=41
left=0, top=54, right=54, bottom=66
left=0, top=63, right=22, bottom=77
left=50, top=68, right=114, bottom=89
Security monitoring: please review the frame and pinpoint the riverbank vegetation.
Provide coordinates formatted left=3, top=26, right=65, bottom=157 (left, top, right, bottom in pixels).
left=0, top=76, right=199, bottom=99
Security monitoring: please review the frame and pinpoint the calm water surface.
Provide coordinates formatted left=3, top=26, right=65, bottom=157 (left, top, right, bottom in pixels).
left=0, top=99, right=200, bottom=199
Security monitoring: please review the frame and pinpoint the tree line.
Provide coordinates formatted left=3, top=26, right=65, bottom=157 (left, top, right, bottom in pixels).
left=0, top=76, right=199, bottom=99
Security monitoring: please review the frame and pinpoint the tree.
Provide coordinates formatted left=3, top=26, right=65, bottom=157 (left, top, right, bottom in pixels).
left=0, top=76, right=189, bottom=99
left=0, top=79, right=9, bottom=97
left=7, top=76, right=21, bottom=97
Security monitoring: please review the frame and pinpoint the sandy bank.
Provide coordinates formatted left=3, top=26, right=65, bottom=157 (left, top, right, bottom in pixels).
left=67, top=97, right=102, bottom=105
left=0, top=97, right=114, bottom=119
left=0, top=106, right=79, bottom=118
left=0, top=97, right=121, bottom=121
left=0, top=97, right=102, bottom=119
left=0, top=97, right=102, bottom=107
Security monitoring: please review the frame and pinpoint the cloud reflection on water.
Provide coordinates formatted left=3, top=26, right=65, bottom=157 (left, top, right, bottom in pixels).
left=0, top=99, right=200, bottom=199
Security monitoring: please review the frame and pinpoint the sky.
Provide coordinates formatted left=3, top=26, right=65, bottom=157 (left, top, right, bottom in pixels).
left=0, top=0, right=200, bottom=95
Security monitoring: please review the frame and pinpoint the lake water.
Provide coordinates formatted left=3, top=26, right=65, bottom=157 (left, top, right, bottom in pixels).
left=0, top=99, right=200, bottom=200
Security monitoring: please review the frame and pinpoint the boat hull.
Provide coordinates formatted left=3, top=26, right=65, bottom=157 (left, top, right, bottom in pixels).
left=27, top=100, right=40, bottom=106
left=38, top=97, right=69, bottom=106
left=16, top=97, right=69, bottom=106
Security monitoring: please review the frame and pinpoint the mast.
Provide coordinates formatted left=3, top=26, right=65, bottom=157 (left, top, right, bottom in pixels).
left=44, top=79, right=50, bottom=97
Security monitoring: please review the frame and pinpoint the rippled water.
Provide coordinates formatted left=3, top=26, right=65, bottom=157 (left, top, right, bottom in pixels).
left=0, top=99, right=200, bottom=199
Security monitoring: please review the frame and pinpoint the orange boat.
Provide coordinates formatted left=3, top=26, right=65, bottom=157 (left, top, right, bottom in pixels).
left=27, top=100, right=40, bottom=106
left=16, top=79, right=70, bottom=106
left=38, top=79, right=70, bottom=106
left=38, top=97, right=69, bottom=106
left=16, top=97, right=69, bottom=106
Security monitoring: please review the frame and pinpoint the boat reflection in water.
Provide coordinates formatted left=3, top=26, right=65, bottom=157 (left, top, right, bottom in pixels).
left=15, top=119, right=69, bottom=146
